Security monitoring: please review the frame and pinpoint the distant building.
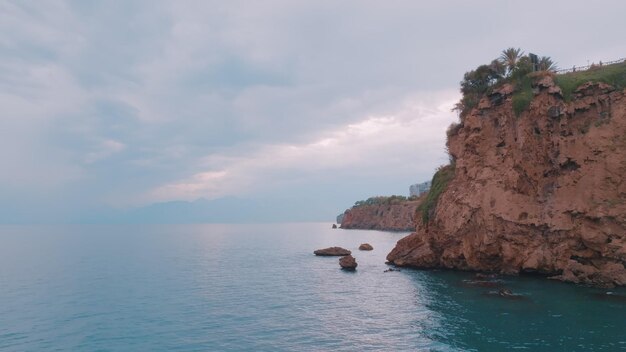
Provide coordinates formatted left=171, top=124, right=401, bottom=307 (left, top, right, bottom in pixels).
left=409, top=181, right=431, bottom=197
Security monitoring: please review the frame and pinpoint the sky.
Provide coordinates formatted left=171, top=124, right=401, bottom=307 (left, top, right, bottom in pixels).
left=1, top=0, right=625, bottom=223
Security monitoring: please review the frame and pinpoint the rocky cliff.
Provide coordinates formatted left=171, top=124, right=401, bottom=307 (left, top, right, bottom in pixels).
left=340, top=199, right=420, bottom=232
left=387, top=74, right=626, bottom=287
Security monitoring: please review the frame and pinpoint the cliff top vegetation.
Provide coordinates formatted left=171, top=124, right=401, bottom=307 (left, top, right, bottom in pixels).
left=352, top=195, right=419, bottom=208
left=555, top=60, right=626, bottom=101
left=454, top=47, right=556, bottom=117
left=454, top=48, right=626, bottom=118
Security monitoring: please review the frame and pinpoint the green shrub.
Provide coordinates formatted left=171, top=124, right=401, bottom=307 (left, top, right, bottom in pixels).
left=417, top=164, right=455, bottom=223
left=353, top=195, right=409, bottom=208
left=446, top=122, right=463, bottom=138
left=511, top=74, right=533, bottom=117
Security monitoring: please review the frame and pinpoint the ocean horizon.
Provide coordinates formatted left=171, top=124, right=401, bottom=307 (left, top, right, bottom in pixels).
left=1, top=223, right=624, bottom=351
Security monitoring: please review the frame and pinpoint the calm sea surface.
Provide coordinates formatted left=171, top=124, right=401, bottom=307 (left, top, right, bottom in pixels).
left=0, top=223, right=624, bottom=351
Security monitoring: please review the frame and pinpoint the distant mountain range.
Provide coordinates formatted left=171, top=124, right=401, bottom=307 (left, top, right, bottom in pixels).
left=81, top=196, right=335, bottom=224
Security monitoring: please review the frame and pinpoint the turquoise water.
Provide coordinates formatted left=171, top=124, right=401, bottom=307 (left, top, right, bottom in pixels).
left=0, top=223, right=624, bottom=351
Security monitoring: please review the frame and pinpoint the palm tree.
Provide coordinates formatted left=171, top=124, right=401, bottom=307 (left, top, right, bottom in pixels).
left=500, top=47, right=524, bottom=76
left=538, top=56, right=558, bottom=72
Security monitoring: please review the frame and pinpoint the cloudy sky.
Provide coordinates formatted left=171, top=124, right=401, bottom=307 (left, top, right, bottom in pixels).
left=1, top=0, right=625, bottom=223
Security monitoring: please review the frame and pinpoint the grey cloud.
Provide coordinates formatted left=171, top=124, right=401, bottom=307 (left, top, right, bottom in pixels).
left=1, top=0, right=625, bottom=222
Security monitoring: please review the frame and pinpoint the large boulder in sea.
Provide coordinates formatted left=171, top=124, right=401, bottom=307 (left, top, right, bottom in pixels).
left=339, top=255, right=357, bottom=270
left=359, top=243, right=373, bottom=251
left=314, top=247, right=351, bottom=256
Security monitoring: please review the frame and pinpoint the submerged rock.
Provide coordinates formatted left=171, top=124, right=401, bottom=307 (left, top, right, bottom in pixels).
left=339, top=255, right=357, bottom=270
left=358, top=243, right=373, bottom=251
left=483, top=288, right=526, bottom=300
left=498, top=288, right=514, bottom=297
left=461, top=280, right=503, bottom=288
left=475, top=273, right=499, bottom=280
left=314, top=247, right=351, bottom=256
left=591, top=292, right=626, bottom=303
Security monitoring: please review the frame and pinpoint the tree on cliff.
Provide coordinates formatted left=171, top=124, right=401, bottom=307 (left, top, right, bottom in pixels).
left=455, top=59, right=504, bottom=116
left=511, top=55, right=533, bottom=79
left=500, top=47, right=524, bottom=76
left=539, top=56, right=558, bottom=71
left=460, top=62, right=502, bottom=94
left=455, top=48, right=557, bottom=118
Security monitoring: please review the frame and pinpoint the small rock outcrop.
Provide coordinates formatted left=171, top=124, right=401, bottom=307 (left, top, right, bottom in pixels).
left=359, top=243, right=374, bottom=251
left=339, top=255, right=357, bottom=270
left=332, top=224, right=337, bottom=229
left=314, top=247, right=351, bottom=256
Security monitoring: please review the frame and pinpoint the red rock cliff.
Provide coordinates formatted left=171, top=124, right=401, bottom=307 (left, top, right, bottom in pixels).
left=340, top=200, right=420, bottom=232
left=387, top=77, right=626, bottom=287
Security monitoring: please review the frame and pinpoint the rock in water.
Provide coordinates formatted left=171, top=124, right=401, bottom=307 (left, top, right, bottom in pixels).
left=339, top=255, right=357, bottom=270
left=498, top=289, right=514, bottom=297
left=314, top=247, right=351, bottom=256
left=384, top=268, right=401, bottom=273
left=332, top=224, right=337, bottom=229
left=358, top=243, right=373, bottom=251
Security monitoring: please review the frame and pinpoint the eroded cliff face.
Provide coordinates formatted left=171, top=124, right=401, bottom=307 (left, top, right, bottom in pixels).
left=340, top=201, right=420, bottom=232
left=387, top=77, right=626, bottom=287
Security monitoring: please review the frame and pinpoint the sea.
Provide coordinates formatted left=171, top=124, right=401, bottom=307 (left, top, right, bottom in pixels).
left=0, top=223, right=624, bottom=351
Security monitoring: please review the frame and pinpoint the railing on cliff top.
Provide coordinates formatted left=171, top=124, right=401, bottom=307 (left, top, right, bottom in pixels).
left=553, top=57, right=626, bottom=74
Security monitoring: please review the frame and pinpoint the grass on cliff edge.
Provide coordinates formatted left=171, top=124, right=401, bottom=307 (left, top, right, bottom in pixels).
left=418, top=164, right=455, bottom=224
left=555, top=61, right=626, bottom=101
left=352, top=195, right=417, bottom=208
left=508, top=61, right=626, bottom=116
